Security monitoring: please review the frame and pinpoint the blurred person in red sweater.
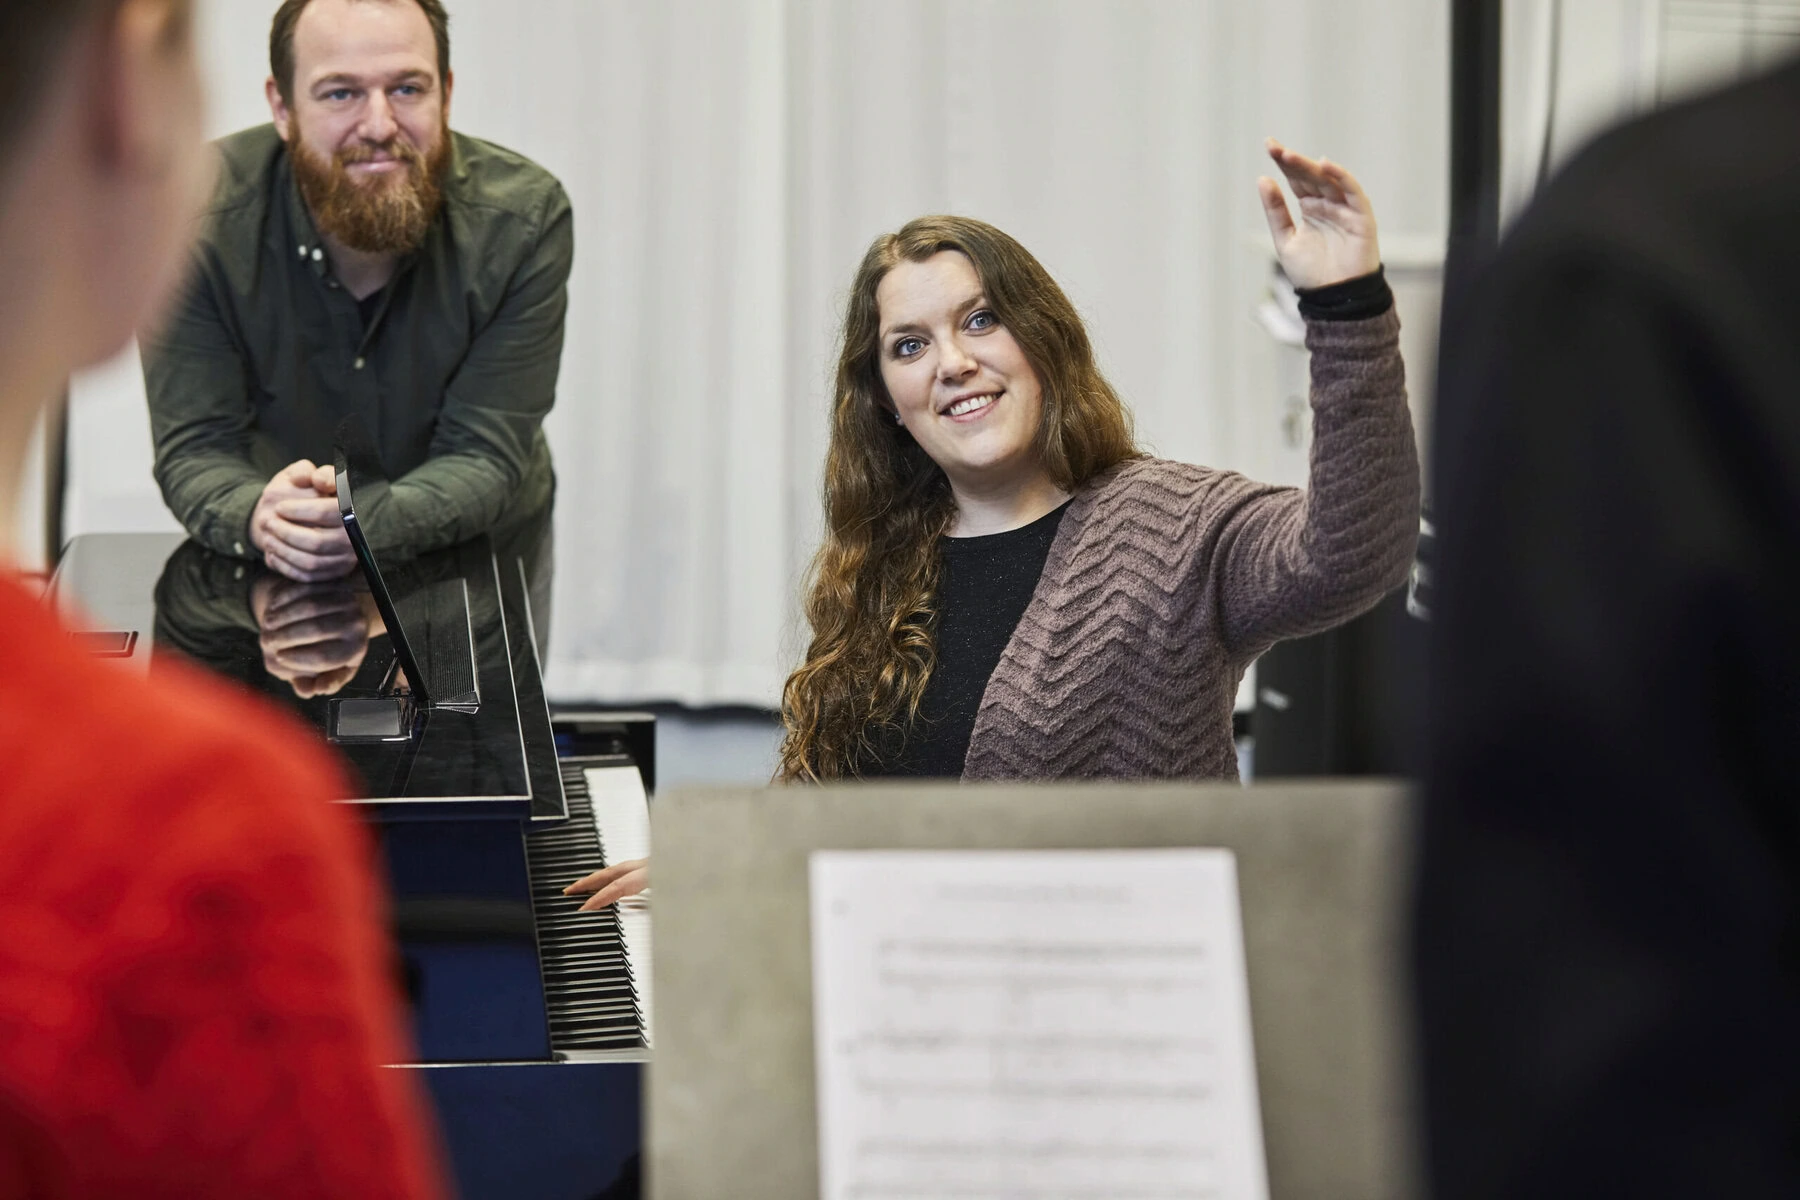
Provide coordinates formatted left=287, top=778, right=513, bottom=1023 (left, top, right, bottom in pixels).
left=0, top=2, right=445, bottom=1196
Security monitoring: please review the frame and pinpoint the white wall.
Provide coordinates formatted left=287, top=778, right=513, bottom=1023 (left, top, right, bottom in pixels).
left=49, top=0, right=1450, bottom=706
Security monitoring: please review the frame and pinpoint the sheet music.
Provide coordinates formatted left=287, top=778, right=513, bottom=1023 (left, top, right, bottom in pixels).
left=809, top=849, right=1268, bottom=1200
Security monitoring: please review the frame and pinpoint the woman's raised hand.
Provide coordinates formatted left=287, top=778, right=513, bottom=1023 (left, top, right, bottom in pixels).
left=1257, top=139, right=1381, bottom=291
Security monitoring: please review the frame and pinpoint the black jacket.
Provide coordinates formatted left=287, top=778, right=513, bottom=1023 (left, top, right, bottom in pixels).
left=1416, top=61, right=1800, bottom=1199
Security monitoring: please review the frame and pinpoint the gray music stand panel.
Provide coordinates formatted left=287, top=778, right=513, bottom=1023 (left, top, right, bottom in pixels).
left=648, top=780, right=1419, bottom=1200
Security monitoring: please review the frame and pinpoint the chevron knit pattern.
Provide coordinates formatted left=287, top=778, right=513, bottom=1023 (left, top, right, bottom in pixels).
left=963, top=309, right=1420, bottom=781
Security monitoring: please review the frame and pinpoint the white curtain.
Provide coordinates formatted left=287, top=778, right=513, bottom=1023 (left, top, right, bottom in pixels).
left=54, top=0, right=1448, bottom=708
left=1499, top=0, right=1800, bottom=230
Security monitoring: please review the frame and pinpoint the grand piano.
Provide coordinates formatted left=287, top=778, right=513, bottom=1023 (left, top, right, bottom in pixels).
left=49, top=444, right=651, bottom=1200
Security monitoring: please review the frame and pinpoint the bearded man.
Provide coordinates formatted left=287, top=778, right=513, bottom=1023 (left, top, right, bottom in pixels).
left=144, top=0, right=569, bottom=585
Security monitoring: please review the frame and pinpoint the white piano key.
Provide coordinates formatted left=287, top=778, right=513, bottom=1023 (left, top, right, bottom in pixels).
left=586, top=764, right=654, bottom=1047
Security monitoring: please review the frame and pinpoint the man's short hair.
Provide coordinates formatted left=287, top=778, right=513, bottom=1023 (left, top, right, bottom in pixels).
left=0, top=1, right=124, bottom=171
left=270, top=0, right=451, bottom=105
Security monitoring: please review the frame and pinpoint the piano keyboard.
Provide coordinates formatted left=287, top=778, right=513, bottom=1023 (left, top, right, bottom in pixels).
left=524, top=756, right=653, bottom=1052
left=583, top=761, right=654, bottom=1050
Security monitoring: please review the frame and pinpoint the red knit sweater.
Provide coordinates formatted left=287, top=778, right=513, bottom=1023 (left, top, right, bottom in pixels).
left=0, top=577, right=445, bottom=1199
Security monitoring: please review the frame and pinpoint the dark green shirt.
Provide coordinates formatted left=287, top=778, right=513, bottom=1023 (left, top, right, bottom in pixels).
left=144, top=124, right=571, bottom=560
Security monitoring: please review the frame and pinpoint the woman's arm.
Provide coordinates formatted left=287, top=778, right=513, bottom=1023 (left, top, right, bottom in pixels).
left=1215, top=144, right=1421, bottom=656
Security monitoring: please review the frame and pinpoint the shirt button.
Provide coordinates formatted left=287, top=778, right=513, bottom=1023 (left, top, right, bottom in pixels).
left=297, top=244, right=307, bottom=258
left=234, top=566, right=245, bottom=580
left=233, top=540, right=245, bottom=555
left=354, top=357, right=365, bottom=370
left=312, top=248, right=324, bottom=262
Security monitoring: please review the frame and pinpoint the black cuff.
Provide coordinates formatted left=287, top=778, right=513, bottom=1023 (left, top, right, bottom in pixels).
left=1295, top=265, right=1393, bottom=322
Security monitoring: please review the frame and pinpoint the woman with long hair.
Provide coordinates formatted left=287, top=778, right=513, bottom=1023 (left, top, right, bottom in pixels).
left=778, top=139, right=1419, bottom=782
left=568, top=140, right=1419, bottom=905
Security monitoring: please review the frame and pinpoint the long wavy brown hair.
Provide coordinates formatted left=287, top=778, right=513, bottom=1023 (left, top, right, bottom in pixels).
left=777, top=215, right=1140, bottom=781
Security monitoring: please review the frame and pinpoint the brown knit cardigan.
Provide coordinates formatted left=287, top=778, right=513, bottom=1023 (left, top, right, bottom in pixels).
left=962, top=309, right=1420, bottom=781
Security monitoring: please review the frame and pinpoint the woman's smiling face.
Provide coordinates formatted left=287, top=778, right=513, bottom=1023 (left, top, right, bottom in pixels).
left=875, top=250, right=1049, bottom=495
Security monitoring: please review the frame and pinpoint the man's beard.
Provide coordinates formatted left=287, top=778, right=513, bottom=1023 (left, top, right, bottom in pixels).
left=291, top=126, right=449, bottom=255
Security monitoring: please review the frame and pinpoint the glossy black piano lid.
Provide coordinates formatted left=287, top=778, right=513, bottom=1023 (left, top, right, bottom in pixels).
left=149, top=537, right=532, bottom=807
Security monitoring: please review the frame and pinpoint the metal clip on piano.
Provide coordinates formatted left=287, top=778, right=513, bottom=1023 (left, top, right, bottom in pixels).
left=50, top=423, right=651, bottom=1200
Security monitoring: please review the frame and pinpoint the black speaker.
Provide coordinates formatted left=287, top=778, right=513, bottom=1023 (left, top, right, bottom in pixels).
left=1250, top=588, right=1424, bottom=778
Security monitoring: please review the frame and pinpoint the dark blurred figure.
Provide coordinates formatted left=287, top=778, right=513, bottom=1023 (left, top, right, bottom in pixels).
left=1415, top=60, right=1800, bottom=1199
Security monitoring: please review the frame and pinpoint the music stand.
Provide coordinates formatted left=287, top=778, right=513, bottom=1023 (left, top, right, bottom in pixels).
left=647, top=779, right=1422, bottom=1200
left=330, top=418, right=431, bottom=741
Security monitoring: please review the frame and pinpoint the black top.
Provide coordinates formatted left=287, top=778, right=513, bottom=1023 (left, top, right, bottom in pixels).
left=869, top=502, right=1070, bottom=777
left=1417, top=63, right=1800, bottom=1200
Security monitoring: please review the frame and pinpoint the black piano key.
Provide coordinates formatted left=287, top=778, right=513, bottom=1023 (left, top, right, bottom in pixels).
left=550, top=1022, right=640, bottom=1037
left=550, top=1022, right=639, bottom=1033
left=541, top=960, right=631, bottom=975
left=539, top=989, right=639, bottom=1005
